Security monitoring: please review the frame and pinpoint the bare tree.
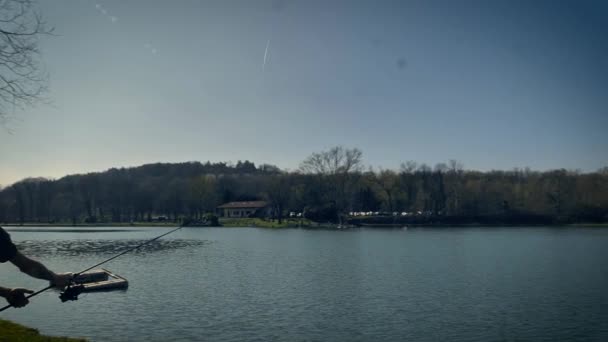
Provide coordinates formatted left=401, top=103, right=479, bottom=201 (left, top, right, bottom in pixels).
left=0, top=0, right=52, bottom=124
left=299, top=146, right=363, bottom=175
left=448, top=159, right=464, bottom=174
left=400, top=160, right=417, bottom=174
left=300, top=146, right=364, bottom=224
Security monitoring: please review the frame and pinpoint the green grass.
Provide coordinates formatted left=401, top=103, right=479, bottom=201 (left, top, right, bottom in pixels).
left=0, top=319, right=86, bottom=341
left=219, top=217, right=313, bottom=228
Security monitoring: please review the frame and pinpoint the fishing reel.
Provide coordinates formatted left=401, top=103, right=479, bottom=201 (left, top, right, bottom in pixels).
left=59, top=283, right=85, bottom=302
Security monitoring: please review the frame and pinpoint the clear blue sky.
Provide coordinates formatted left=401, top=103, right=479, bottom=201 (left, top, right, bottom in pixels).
left=1, top=0, right=607, bottom=186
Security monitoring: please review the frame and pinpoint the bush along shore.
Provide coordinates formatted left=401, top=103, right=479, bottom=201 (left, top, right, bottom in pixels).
left=0, top=319, right=86, bottom=341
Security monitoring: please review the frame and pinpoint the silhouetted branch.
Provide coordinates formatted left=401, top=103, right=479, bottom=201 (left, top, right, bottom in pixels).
left=0, top=0, right=52, bottom=121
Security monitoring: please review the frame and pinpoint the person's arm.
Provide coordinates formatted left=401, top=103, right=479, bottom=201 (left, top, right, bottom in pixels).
left=9, top=251, right=72, bottom=287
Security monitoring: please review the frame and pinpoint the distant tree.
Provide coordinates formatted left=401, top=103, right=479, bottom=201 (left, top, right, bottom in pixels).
left=289, top=174, right=324, bottom=219
left=398, top=162, right=419, bottom=212
left=300, top=146, right=363, bottom=175
left=190, top=174, right=219, bottom=218
left=434, top=163, right=448, bottom=173
left=235, top=160, right=257, bottom=174
left=445, top=160, right=464, bottom=215
left=373, top=169, right=401, bottom=212
left=216, top=175, right=237, bottom=204
left=263, top=174, right=291, bottom=223
left=11, top=184, right=26, bottom=224
left=79, top=174, right=100, bottom=222
left=544, top=169, right=575, bottom=219
left=258, top=163, right=282, bottom=174
left=353, top=185, right=381, bottom=212
left=300, top=146, right=363, bottom=223
left=400, top=161, right=417, bottom=174
left=36, top=179, right=53, bottom=222
left=448, top=159, right=464, bottom=174
left=132, top=178, right=156, bottom=222
left=431, top=170, right=447, bottom=214
left=0, top=158, right=607, bottom=225
left=0, top=0, right=53, bottom=124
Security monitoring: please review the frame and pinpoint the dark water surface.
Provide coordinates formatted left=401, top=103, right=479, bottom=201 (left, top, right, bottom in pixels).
left=1, top=226, right=607, bottom=341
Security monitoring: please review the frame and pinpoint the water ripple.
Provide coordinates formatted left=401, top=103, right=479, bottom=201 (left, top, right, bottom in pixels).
left=15, top=239, right=209, bottom=258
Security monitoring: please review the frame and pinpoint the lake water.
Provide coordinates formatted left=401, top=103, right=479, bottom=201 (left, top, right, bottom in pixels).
left=1, top=226, right=607, bottom=341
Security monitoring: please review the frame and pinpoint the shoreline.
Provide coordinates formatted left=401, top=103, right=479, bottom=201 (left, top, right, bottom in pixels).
left=2, top=221, right=607, bottom=229
left=0, top=319, right=86, bottom=341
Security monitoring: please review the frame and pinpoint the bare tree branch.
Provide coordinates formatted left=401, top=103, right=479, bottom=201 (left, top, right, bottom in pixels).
left=0, top=0, right=52, bottom=122
left=299, top=146, right=363, bottom=176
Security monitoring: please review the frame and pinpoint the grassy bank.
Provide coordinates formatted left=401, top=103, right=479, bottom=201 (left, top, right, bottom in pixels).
left=219, top=217, right=314, bottom=228
left=0, top=319, right=86, bottom=341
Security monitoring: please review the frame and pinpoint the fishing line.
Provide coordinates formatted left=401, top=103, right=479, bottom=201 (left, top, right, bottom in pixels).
left=0, top=223, right=188, bottom=312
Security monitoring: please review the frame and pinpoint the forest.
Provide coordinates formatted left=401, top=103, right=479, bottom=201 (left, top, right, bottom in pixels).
left=1, top=147, right=607, bottom=226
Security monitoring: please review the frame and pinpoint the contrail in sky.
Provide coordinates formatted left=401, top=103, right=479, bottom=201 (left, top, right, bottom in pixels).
left=263, top=39, right=270, bottom=71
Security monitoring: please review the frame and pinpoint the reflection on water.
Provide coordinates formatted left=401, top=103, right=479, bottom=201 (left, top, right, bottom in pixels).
left=15, top=239, right=209, bottom=258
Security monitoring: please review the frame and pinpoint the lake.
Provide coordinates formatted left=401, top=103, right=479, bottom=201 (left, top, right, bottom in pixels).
left=1, top=226, right=607, bottom=341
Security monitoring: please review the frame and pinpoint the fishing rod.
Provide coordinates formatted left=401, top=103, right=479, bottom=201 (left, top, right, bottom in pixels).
left=0, top=223, right=188, bottom=313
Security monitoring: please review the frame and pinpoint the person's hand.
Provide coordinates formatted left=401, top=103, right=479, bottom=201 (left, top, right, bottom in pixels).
left=6, top=288, right=34, bottom=308
left=51, top=272, right=74, bottom=289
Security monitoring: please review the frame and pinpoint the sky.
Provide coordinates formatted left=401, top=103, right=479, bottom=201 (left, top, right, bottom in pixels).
left=1, top=0, right=607, bottom=186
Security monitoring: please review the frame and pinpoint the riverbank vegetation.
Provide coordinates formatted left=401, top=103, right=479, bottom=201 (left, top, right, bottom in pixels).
left=1, top=147, right=607, bottom=226
left=0, top=319, right=86, bottom=341
left=219, top=218, right=314, bottom=228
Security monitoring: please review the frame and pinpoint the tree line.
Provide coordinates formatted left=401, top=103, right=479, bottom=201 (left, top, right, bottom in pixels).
left=1, top=147, right=607, bottom=225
